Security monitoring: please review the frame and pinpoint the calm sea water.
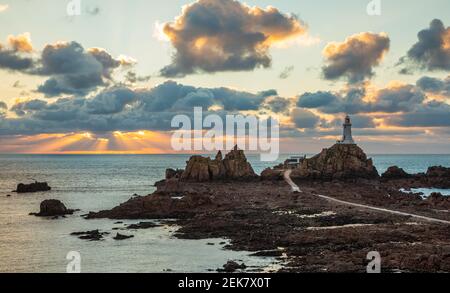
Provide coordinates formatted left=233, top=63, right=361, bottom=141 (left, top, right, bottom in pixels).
left=0, top=154, right=449, bottom=273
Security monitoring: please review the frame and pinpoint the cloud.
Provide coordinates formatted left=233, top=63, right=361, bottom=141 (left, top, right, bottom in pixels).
left=0, top=81, right=278, bottom=135
left=124, top=71, right=151, bottom=84
left=0, top=33, right=35, bottom=71
left=279, top=66, right=294, bottom=79
left=386, top=101, right=450, bottom=127
left=416, top=75, right=450, bottom=96
left=297, top=83, right=425, bottom=114
left=322, top=32, right=390, bottom=83
left=160, top=0, right=306, bottom=77
left=35, top=42, right=128, bottom=97
left=264, top=96, right=291, bottom=113
left=7, top=33, right=33, bottom=53
left=399, top=19, right=450, bottom=72
left=290, top=108, right=320, bottom=129
left=10, top=99, right=48, bottom=116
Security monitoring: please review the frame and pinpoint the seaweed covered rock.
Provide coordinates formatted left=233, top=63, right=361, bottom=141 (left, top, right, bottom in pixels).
left=291, top=144, right=379, bottom=180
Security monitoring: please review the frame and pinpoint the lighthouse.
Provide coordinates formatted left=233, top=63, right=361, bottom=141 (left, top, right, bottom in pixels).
left=337, top=115, right=356, bottom=145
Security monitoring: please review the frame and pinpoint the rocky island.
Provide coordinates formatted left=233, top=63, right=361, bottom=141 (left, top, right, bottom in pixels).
left=86, top=142, right=450, bottom=272
left=85, top=114, right=450, bottom=273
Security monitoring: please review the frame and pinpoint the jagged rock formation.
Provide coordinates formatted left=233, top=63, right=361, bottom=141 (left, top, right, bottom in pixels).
left=180, top=147, right=257, bottom=182
left=291, top=144, right=379, bottom=180
left=382, top=166, right=412, bottom=180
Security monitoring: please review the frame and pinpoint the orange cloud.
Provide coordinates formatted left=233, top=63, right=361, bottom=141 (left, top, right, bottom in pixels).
left=7, top=33, right=33, bottom=53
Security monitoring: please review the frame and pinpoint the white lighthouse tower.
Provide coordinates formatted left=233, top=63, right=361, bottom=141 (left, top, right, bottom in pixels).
left=337, top=115, right=355, bottom=145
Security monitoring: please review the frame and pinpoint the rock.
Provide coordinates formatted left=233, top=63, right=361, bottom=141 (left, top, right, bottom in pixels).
left=31, top=199, right=75, bottom=217
left=15, top=181, right=51, bottom=193
left=71, top=230, right=108, bottom=241
left=261, top=168, right=283, bottom=180
left=382, top=166, right=411, bottom=180
left=181, top=146, right=257, bottom=182
left=426, top=192, right=450, bottom=208
left=126, top=222, right=161, bottom=229
left=291, top=144, right=379, bottom=180
left=87, top=192, right=212, bottom=220
left=114, top=233, right=134, bottom=240
left=218, top=261, right=247, bottom=273
left=166, top=169, right=183, bottom=180
left=426, top=166, right=450, bottom=178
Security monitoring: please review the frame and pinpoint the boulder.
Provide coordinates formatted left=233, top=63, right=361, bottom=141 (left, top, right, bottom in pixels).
left=16, top=181, right=51, bottom=193
left=113, top=233, right=134, bottom=240
left=382, top=166, right=411, bottom=180
left=31, top=199, right=75, bottom=217
left=180, top=146, right=257, bottom=182
left=291, top=144, right=379, bottom=180
left=426, top=192, right=450, bottom=208
left=71, top=230, right=108, bottom=241
left=261, top=168, right=283, bottom=180
left=426, top=166, right=450, bottom=178
left=165, top=169, right=183, bottom=180
left=218, top=261, right=247, bottom=273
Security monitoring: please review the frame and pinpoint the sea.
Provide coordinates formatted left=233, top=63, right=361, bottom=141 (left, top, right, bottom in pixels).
left=0, top=154, right=449, bottom=273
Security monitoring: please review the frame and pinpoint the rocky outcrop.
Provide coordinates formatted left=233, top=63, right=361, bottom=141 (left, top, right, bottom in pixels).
left=180, top=147, right=257, bottom=182
left=16, top=181, right=51, bottom=193
left=87, top=192, right=213, bottom=220
left=261, top=168, right=284, bottom=180
left=291, top=144, right=379, bottom=180
left=421, top=166, right=450, bottom=189
left=426, top=193, right=450, bottom=209
left=31, top=199, right=75, bottom=217
left=166, top=169, right=183, bottom=180
left=427, top=166, right=450, bottom=178
left=382, top=166, right=411, bottom=180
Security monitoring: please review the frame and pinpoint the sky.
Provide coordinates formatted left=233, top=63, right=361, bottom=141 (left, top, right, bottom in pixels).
left=0, top=0, right=449, bottom=154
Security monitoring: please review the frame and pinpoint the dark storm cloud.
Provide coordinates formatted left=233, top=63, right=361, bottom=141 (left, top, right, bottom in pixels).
left=322, top=32, right=390, bottom=83
left=386, top=101, right=450, bottom=127
left=290, top=108, right=320, bottom=129
left=34, top=42, right=126, bottom=97
left=297, top=84, right=425, bottom=114
left=264, top=97, right=291, bottom=113
left=0, top=50, right=34, bottom=71
left=416, top=75, right=450, bottom=96
left=160, top=0, right=306, bottom=77
left=399, top=19, right=450, bottom=72
left=0, top=81, right=277, bottom=135
left=10, top=99, right=48, bottom=116
left=297, top=91, right=338, bottom=108
left=0, top=34, right=35, bottom=71
left=86, top=87, right=137, bottom=114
